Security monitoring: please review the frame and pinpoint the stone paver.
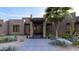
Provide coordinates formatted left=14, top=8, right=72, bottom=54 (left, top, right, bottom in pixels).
left=19, top=39, right=58, bottom=51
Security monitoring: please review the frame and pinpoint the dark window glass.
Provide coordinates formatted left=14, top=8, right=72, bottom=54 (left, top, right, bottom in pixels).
left=0, top=24, right=2, bottom=27
left=46, top=23, right=52, bottom=35
left=66, top=23, right=70, bottom=33
left=13, top=25, right=20, bottom=32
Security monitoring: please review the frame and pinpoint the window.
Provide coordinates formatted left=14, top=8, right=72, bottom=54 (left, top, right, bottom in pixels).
left=46, top=23, right=52, bottom=35
left=66, top=23, right=70, bottom=25
left=66, top=23, right=70, bottom=33
left=13, top=25, right=20, bottom=32
left=0, top=24, right=2, bottom=27
left=74, top=22, right=79, bottom=33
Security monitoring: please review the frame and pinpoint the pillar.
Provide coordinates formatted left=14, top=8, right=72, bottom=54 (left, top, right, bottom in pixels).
left=30, top=22, right=33, bottom=37
left=43, top=22, right=46, bottom=37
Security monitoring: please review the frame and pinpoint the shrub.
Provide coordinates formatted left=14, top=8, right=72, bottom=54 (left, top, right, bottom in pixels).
left=0, top=36, right=16, bottom=43
left=62, top=33, right=72, bottom=39
left=47, top=33, right=56, bottom=40
left=0, top=46, right=17, bottom=51
left=73, top=41, right=79, bottom=46
left=50, top=38, right=72, bottom=47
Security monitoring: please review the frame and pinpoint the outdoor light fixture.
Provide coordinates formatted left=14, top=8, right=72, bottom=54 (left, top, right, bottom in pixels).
left=24, top=19, right=26, bottom=22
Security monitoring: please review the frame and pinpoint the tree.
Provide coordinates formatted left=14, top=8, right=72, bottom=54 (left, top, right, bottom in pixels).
left=69, top=13, right=75, bottom=37
left=44, top=7, right=72, bottom=39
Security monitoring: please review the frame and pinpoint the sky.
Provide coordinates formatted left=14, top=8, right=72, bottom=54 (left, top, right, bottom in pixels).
left=0, top=7, right=46, bottom=20
left=0, top=7, right=79, bottom=20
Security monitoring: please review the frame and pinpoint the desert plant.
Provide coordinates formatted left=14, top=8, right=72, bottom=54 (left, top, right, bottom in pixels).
left=0, top=46, right=17, bottom=51
left=0, top=36, right=16, bottom=43
left=50, top=38, right=72, bottom=47
left=73, top=41, right=79, bottom=46
left=62, top=33, right=72, bottom=39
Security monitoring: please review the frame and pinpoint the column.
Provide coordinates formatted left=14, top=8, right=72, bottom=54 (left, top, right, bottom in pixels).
left=30, top=22, right=33, bottom=37
left=43, top=22, right=46, bottom=37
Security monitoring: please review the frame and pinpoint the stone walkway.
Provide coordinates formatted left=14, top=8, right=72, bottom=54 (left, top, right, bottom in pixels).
left=0, top=38, right=79, bottom=51
left=19, top=39, right=79, bottom=51
left=19, top=39, right=58, bottom=51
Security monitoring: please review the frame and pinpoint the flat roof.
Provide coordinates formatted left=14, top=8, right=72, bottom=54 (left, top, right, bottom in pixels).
left=31, top=18, right=45, bottom=23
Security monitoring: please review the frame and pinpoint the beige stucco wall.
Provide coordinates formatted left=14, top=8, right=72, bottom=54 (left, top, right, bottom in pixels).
left=8, top=19, right=24, bottom=35
left=0, top=20, right=5, bottom=35
left=16, top=35, right=26, bottom=42
left=22, top=17, right=31, bottom=24
left=3, top=21, right=8, bottom=35
left=22, top=17, right=31, bottom=37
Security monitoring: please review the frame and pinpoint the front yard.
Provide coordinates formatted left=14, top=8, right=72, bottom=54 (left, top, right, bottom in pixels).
left=0, top=35, right=79, bottom=51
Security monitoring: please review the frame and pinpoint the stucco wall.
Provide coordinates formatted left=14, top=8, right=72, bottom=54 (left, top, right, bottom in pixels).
left=8, top=19, right=24, bottom=35
left=0, top=20, right=5, bottom=35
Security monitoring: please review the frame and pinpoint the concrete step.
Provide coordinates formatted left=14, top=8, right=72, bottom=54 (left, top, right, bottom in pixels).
left=29, top=35, right=45, bottom=39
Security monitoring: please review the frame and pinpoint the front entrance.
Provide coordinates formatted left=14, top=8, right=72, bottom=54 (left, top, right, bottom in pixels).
left=24, top=24, right=30, bottom=35
left=33, top=23, right=43, bottom=35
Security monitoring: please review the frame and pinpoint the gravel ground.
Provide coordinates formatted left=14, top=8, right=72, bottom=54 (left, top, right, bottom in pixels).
left=54, top=46, right=79, bottom=51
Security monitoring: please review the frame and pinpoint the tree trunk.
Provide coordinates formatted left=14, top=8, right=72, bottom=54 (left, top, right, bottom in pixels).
left=70, top=21, right=74, bottom=37
left=55, top=23, right=58, bottom=39
left=56, top=27, right=58, bottom=39
left=55, top=22, right=60, bottom=39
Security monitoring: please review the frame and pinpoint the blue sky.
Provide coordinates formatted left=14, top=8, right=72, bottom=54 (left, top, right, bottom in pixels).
left=0, top=7, right=79, bottom=20
left=0, top=7, right=46, bottom=20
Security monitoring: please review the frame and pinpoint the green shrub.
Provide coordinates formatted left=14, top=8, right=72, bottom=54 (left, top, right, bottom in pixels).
left=0, top=36, right=16, bottom=43
left=73, top=41, right=79, bottom=46
left=0, top=46, right=17, bottom=51
left=62, top=33, right=72, bottom=39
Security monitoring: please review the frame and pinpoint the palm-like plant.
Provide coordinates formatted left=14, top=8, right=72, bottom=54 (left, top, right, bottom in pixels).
left=44, top=7, right=72, bottom=39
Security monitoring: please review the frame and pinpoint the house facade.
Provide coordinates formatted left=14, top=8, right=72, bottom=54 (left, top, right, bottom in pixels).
left=0, top=12, right=79, bottom=37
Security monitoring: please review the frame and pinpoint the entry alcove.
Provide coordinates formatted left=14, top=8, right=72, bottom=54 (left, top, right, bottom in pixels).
left=31, top=18, right=45, bottom=35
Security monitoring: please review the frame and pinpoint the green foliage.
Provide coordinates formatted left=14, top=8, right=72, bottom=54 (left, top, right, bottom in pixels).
left=0, top=46, right=17, bottom=51
left=50, top=39, right=72, bottom=47
left=44, top=7, right=72, bottom=22
left=0, top=36, right=16, bottom=43
left=73, top=41, right=79, bottom=46
left=62, top=33, right=72, bottom=39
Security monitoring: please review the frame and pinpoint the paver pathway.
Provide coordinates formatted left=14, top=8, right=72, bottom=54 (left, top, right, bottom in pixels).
left=19, top=39, right=58, bottom=51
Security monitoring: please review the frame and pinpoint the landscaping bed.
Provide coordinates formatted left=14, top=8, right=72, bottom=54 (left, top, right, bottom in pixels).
left=0, top=36, right=17, bottom=43
left=0, top=46, right=18, bottom=51
left=48, top=33, right=79, bottom=47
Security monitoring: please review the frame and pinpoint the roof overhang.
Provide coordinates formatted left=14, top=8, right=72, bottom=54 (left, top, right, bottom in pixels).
left=31, top=18, right=45, bottom=23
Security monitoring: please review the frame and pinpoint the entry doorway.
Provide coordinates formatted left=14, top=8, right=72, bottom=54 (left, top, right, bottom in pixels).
left=24, top=24, right=30, bottom=35
left=33, top=23, right=43, bottom=35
